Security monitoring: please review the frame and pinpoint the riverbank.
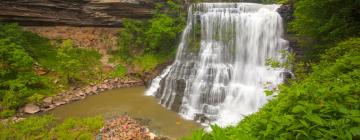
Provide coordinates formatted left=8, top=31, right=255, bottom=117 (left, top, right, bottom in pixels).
left=8, top=77, right=143, bottom=122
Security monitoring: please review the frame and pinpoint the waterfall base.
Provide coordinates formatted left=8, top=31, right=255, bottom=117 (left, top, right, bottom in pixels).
left=147, top=3, right=288, bottom=127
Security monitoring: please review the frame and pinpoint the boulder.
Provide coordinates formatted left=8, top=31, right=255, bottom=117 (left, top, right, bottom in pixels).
left=23, top=104, right=40, bottom=114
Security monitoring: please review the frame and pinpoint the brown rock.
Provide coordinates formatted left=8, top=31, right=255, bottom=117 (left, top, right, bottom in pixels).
left=24, top=104, right=40, bottom=114
left=92, top=86, right=98, bottom=92
left=54, top=100, right=66, bottom=106
left=35, top=68, right=47, bottom=75
left=43, top=97, right=53, bottom=104
left=85, top=87, right=93, bottom=94
left=0, top=0, right=153, bottom=27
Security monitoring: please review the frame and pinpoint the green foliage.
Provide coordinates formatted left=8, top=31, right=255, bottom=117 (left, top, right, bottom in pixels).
left=266, top=49, right=296, bottom=70
left=184, top=38, right=360, bottom=140
left=56, top=40, right=82, bottom=83
left=110, top=65, right=127, bottom=77
left=290, top=0, right=360, bottom=60
left=0, top=115, right=54, bottom=139
left=49, top=117, right=103, bottom=140
left=182, top=130, right=208, bottom=140
left=134, top=54, right=165, bottom=72
left=0, top=115, right=103, bottom=140
left=0, top=23, right=50, bottom=116
left=56, top=39, right=102, bottom=85
left=116, top=19, right=147, bottom=63
left=115, top=0, right=185, bottom=72
left=291, top=0, right=360, bottom=42
left=0, top=23, right=102, bottom=118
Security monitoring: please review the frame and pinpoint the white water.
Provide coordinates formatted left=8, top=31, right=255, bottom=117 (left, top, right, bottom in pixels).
left=146, top=3, right=288, bottom=127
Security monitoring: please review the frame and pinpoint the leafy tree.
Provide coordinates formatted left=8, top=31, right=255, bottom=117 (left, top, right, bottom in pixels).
left=114, top=0, right=186, bottom=72
left=0, top=23, right=103, bottom=118
left=290, top=0, right=360, bottom=61
left=56, top=40, right=83, bottom=84
left=0, top=25, right=47, bottom=117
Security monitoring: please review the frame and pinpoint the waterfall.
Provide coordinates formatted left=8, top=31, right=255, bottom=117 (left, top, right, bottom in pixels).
left=146, top=3, right=288, bottom=127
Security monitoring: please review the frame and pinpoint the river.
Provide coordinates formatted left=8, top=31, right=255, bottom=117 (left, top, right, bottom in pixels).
left=47, top=86, right=200, bottom=139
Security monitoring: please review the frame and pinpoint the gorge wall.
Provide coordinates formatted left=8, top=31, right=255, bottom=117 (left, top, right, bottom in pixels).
left=0, top=0, right=156, bottom=27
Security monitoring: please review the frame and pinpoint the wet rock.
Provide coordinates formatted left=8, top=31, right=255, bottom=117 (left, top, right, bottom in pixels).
left=194, top=113, right=209, bottom=123
left=49, top=104, right=56, bottom=109
left=53, top=100, right=66, bottom=106
left=281, top=71, right=293, bottom=84
left=23, top=104, right=40, bottom=114
left=277, top=4, right=294, bottom=23
left=170, top=79, right=186, bottom=112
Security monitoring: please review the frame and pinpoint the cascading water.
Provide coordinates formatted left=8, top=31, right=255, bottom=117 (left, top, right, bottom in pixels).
left=146, top=3, right=288, bottom=127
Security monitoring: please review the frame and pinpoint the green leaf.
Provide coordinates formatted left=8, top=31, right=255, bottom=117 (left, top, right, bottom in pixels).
left=292, top=105, right=306, bottom=113
left=299, top=120, right=309, bottom=128
left=350, top=117, right=360, bottom=123
left=311, top=130, right=323, bottom=138
left=350, top=127, right=360, bottom=136
left=294, top=130, right=309, bottom=138
left=305, top=114, right=324, bottom=125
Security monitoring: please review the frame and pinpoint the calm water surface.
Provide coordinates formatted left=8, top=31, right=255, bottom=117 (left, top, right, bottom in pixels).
left=48, top=86, right=200, bottom=139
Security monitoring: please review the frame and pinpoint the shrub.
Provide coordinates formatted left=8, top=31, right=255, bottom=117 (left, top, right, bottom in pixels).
left=0, top=115, right=104, bottom=140
left=114, top=0, right=185, bottom=72
left=110, top=65, right=128, bottom=77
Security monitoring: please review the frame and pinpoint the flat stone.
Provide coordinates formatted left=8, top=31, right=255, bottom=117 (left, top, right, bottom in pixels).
left=24, top=104, right=40, bottom=114
left=92, top=86, right=98, bottom=91
left=53, top=100, right=66, bottom=106
left=43, top=97, right=53, bottom=104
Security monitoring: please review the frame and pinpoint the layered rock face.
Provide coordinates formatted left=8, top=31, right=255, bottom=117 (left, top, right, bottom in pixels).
left=0, top=0, right=155, bottom=27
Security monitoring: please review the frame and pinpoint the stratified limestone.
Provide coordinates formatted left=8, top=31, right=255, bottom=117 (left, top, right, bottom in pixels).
left=0, top=0, right=155, bottom=27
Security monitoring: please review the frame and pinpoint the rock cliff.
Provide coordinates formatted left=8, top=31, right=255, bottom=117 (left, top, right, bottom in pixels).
left=0, top=0, right=155, bottom=27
